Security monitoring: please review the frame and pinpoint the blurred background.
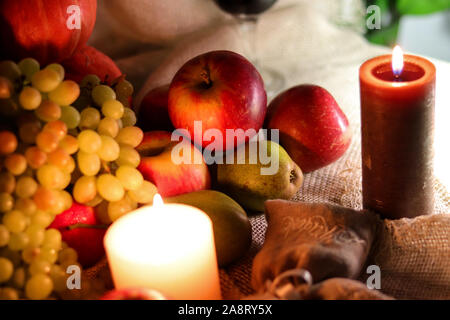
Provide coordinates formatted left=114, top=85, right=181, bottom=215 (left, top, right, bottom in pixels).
left=398, top=10, right=449, bottom=61
left=314, top=0, right=450, bottom=61
left=91, top=0, right=450, bottom=92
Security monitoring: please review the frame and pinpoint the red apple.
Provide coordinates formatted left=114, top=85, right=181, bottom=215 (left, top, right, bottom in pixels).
left=100, top=288, right=167, bottom=300
left=62, top=45, right=121, bottom=84
left=265, top=84, right=351, bottom=173
left=0, top=0, right=97, bottom=65
left=136, top=84, right=174, bottom=132
left=137, top=131, right=210, bottom=197
left=168, top=50, right=267, bottom=152
left=49, top=202, right=106, bottom=268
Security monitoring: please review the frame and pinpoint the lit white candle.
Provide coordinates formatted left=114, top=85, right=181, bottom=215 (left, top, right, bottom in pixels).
left=104, top=194, right=221, bottom=300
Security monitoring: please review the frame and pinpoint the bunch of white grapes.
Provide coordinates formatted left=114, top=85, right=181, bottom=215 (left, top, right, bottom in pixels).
left=0, top=57, right=155, bottom=300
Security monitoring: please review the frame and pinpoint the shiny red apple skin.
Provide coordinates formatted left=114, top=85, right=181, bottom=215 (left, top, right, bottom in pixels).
left=168, top=50, right=267, bottom=152
left=265, top=84, right=351, bottom=173
left=62, top=45, right=121, bottom=84
left=100, top=288, right=167, bottom=300
left=49, top=202, right=106, bottom=268
left=0, top=0, right=97, bottom=65
left=137, top=131, right=211, bottom=197
left=136, top=84, right=174, bottom=132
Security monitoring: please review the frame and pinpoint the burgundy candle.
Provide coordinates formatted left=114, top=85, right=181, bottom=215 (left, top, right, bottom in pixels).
left=359, top=46, right=436, bottom=219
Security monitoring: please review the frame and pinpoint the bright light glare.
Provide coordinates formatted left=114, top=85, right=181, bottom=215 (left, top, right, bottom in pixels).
left=153, top=193, right=163, bottom=207
left=392, top=45, right=404, bottom=77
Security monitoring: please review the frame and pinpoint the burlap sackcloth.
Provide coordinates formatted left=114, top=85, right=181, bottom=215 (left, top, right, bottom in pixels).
left=217, top=133, right=450, bottom=300
left=85, top=0, right=450, bottom=300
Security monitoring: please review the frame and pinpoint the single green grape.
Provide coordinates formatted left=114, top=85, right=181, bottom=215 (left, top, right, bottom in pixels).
left=77, top=151, right=101, bottom=176
left=121, top=107, right=137, bottom=127
left=58, top=247, right=78, bottom=265
left=35, top=100, right=62, bottom=122
left=116, top=126, right=144, bottom=148
left=92, top=84, right=116, bottom=106
left=37, top=164, right=65, bottom=190
left=60, top=190, right=73, bottom=211
left=59, top=135, right=78, bottom=154
left=31, top=68, right=61, bottom=92
left=71, top=175, right=95, bottom=204
left=15, top=176, right=38, bottom=198
left=8, top=232, right=29, bottom=251
left=29, top=259, right=52, bottom=276
left=0, top=60, right=21, bottom=81
left=42, top=229, right=62, bottom=250
left=0, top=257, right=14, bottom=283
left=47, top=147, right=71, bottom=168
left=47, top=191, right=66, bottom=215
left=43, top=120, right=68, bottom=141
left=0, top=131, right=18, bottom=154
left=101, top=99, right=124, bottom=119
left=79, top=107, right=101, bottom=130
left=115, top=166, right=143, bottom=191
left=128, top=180, right=158, bottom=204
left=45, top=63, right=65, bottom=80
left=97, top=135, right=120, bottom=161
left=33, top=186, right=59, bottom=212
left=107, top=195, right=137, bottom=222
left=116, top=145, right=141, bottom=167
left=2, top=210, right=27, bottom=233
left=115, top=79, right=133, bottom=97
left=39, top=247, right=58, bottom=264
left=60, top=105, right=81, bottom=129
left=31, top=211, right=53, bottom=228
left=97, top=117, right=119, bottom=137
left=80, top=74, right=101, bottom=88
left=36, top=130, right=59, bottom=153
left=19, top=86, right=42, bottom=110
left=25, top=225, right=45, bottom=248
left=59, top=135, right=79, bottom=155
left=25, top=273, right=53, bottom=300
left=18, top=58, right=40, bottom=81
left=4, top=153, right=27, bottom=175
left=48, top=80, right=80, bottom=106
left=0, top=192, right=14, bottom=212
left=22, top=247, right=41, bottom=264
left=78, top=129, right=102, bottom=153
left=97, top=174, right=125, bottom=202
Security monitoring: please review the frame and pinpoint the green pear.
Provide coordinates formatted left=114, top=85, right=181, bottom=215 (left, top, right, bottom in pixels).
left=217, top=140, right=303, bottom=212
left=164, top=190, right=252, bottom=267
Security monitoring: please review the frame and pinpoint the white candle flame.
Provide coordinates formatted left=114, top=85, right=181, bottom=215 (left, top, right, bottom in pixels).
left=153, top=193, right=163, bottom=207
left=392, top=45, right=404, bottom=77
